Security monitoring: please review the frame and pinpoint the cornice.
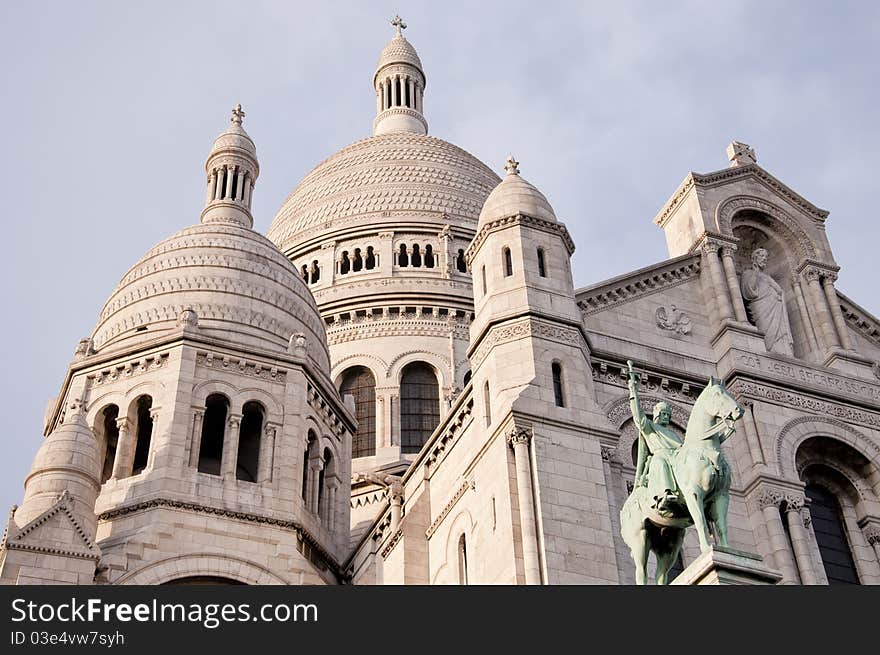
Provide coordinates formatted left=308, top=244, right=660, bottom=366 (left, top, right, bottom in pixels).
left=465, top=212, right=575, bottom=265
left=652, top=164, right=829, bottom=229
left=837, top=290, right=880, bottom=351
left=575, top=253, right=701, bottom=316
left=96, top=498, right=343, bottom=576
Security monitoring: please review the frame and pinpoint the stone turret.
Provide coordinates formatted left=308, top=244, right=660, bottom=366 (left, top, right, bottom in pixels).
left=201, top=104, right=260, bottom=227
left=373, top=15, right=428, bottom=136
left=0, top=397, right=102, bottom=584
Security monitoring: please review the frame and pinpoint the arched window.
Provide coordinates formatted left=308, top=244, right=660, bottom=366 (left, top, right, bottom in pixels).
left=552, top=362, right=565, bottom=407
left=302, top=431, right=319, bottom=510
left=365, top=246, right=376, bottom=270
left=131, top=396, right=153, bottom=475
left=456, top=249, right=468, bottom=273
left=319, top=448, right=334, bottom=524
left=236, top=401, right=264, bottom=482
left=398, top=244, right=409, bottom=267
left=806, top=484, right=860, bottom=585
left=310, top=261, right=320, bottom=284
left=411, top=244, right=422, bottom=267
left=481, top=265, right=487, bottom=296
left=98, top=404, right=119, bottom=484
left=340, top=251, right=351, bottom=275
left=537, top=248, right=547, bottom=277
left=339, top=366, right=377, bottom=458
left=424, top=244, right=435, bottom=268
left=462, top=370, right=472, bottom=386
left=198, top=394, right=229, bottom=475
left=503, top=247, right=513, bottom=277
left=483, top=381, right=492, bottom=426
left=458, top=534, right=468, bottom=585
left=400, top=362, right=440, bottom=454
left=353, top=248, right=363, bottom=272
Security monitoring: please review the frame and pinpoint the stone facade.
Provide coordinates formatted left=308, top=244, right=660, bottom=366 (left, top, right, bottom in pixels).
left=2, top=19, right=879, bottom=585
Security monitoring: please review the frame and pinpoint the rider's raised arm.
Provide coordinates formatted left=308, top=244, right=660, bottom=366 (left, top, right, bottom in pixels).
left=628, top=377, right=650, bottom=433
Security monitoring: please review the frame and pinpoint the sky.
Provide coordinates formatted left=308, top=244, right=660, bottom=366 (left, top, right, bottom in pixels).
left=1, top=1, right=878, bottom=513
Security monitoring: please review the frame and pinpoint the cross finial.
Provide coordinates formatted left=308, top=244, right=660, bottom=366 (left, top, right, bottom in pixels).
left=391, top=15, right=406, bottom=35
left=231, top=104, right=245, bottom=126
left=505, top=155, right=520, bottom=176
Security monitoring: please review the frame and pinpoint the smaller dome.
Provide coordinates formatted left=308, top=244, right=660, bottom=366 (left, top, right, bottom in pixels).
left=376, top=33, right=423, bottom=74
left=208, top=105, right=257, bottom=159
left=478, top=156, right=557, bottom=229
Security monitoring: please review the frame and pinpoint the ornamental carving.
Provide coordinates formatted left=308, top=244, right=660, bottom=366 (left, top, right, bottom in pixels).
left=756, top=487, right=783, bottom=509
left=577, top=257, right=700, bottom=316
left=425, top=480, right=474, bottom=538
left=655, top=305, right=692, bottom=335
left=470, top=318, right=586, bottom=370
left=89, top=352, right=170, bottom=386
left=506, top=426, right=533, bottom=448
left=196, top=352, right=286, bottom=383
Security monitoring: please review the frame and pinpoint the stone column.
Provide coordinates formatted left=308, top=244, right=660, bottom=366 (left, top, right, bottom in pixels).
left=720, top=246, right=749, bottom=322
left=803, top=504, right=829, bottom=584
left=146, top=407, right=159, bottom=470
left=243, top=178, right=252, bottom=208
left=438, top=224, right=452, bottom=279
left=205, top=171, right=216, bottom=204
left=188, top=409, right=204, bottom=468
left=325, top=480, right=338, bottom=530
left=111, top=417, right=132, bottom=480
left=376, top=84, right=382, bottom=113
left=793, top=275, right=822, bottom=357
left=740, top=401, right=765, bottom=467
left=785, top=495, right=819, bottom=585
left=308, top=458, right=323, bottom=514
left=757, top=488, right=800, bottom=584
left=508, top=427, right=541, bottom=585
left=822, top=272, right=853, bottom=350
left=391, top=76, right=398, bottom=107
left=237, top=172, right=247, bottom=202
left=804, top=267, right=840, bottom=352
left=389, top=481, right=403, bottom=532
left=376, top=395, right=386, bottom=449
left=214, top=167, right=225, bottom=200
left=259, top=424, right=276, bottom=483
left=389, top=393, right=400, bottom=448
left=702, top=240, right=734, bottom=322
left=416, top=83, right=422, bottom=112
left=408, top=77, right=415, bottom=108
left=222, top=414, right=242, bottom=480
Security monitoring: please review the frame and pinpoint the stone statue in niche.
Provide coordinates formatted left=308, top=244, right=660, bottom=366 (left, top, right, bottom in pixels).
left=740, top=248, right=794, bottom=355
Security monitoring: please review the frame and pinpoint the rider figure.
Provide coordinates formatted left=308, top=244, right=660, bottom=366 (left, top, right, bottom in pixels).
left=627, top=364, right=683, bottom=514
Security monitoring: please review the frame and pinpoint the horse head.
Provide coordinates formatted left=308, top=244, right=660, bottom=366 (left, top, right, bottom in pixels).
left=686, top=376, right=744, bottom=440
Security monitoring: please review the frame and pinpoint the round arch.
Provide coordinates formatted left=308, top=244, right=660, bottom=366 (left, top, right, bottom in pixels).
left=431, top=509, right=475, bottom=585
left=116, top=553, right=290, bottom=585
left=715, top=195, right=820, bottom=262
left=775, top=415, right=880, bottom=480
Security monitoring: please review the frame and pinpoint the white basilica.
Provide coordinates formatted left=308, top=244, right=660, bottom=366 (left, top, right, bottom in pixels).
left=2, top=19, right=880, bottom=585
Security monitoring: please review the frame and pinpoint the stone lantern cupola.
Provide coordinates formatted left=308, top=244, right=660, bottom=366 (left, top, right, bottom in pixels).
left=372, top=15, right=428, bottom=136
left=201, top=104, right=260, bottom=227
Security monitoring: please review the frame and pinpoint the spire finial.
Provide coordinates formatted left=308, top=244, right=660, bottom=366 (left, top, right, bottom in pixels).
left=231, top=104, right=245, bottom=126
left=391, top=14, right=406, bottom=35
left=505, top=155, right=520, bottom=176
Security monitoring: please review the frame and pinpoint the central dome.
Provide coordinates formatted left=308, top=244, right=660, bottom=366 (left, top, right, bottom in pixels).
left=267, top=132, right=501, bottom=254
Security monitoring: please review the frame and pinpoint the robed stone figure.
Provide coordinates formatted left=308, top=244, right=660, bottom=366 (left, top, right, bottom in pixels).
left=740, top=247, right=794, bottom=355
left=627, top=368, right=683, bottom=514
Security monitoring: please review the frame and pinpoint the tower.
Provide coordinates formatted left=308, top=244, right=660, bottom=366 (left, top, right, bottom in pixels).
left=465, top=157, right=620, bottom=584
left=373, top=15, right=428, bottom=136
left=1, top=108, right=355, bottom=585
left=267, top=18, right=500, bottom=484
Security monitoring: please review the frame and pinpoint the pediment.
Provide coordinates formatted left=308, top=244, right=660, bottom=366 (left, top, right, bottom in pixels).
left=2, top=491, right=100, bottom=560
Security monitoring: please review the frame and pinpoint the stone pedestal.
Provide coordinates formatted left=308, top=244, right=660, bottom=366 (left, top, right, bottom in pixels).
left=671, top=546, right=782, bottom=585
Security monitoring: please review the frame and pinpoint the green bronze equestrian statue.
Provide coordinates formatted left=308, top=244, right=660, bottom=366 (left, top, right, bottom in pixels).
left=620, top=360, right=744, bottom=584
